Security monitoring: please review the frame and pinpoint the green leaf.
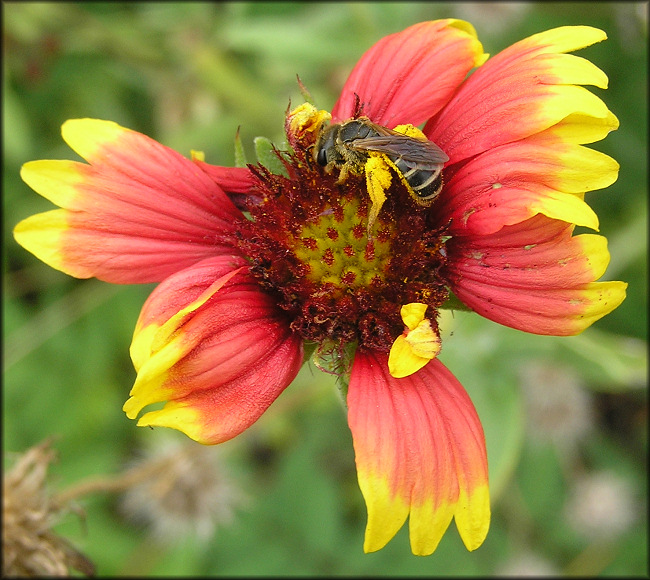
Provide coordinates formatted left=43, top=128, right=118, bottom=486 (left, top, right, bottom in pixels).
left=559, top=328, right=647, bottom=392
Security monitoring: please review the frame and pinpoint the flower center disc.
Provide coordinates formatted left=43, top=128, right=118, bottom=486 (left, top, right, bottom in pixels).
left=294, top=195, right=392, bottom=291
left=235, top=117, right=450, bottom=359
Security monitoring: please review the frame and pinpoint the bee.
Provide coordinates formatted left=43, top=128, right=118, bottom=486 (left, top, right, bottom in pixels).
left=314, top=117, right=449, bottom=206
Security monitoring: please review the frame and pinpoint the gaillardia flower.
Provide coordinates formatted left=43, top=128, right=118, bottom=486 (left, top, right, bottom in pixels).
left=14, top=20, right=626, bottom=555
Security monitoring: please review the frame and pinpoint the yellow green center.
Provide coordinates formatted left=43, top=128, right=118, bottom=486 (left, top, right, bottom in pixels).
left=293, top=196, right=393, bottom=292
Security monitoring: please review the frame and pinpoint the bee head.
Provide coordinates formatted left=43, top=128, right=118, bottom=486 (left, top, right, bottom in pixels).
left=314, top=123, right=340, bottom=166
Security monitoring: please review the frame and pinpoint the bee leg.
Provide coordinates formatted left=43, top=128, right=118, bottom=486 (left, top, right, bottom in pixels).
left=336, top=163, right=352, bottom=184
left=364, top=154, right=392, bottom=239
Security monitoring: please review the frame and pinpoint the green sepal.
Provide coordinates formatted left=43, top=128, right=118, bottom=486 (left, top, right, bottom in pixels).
left=314, top=341, right=352, bottom=373
left=336, top=371, right=350, bottom=407
left=234, top=127, right=247, bottom=168
left=439, top=289, right=474, bottom=312
left=302, top=341, right=318, bottom=365
left=311, top=340, right=356, bottom=404
left=296, top=75, right=315, bottom=105
left=254, top=136, right=289, bottom=177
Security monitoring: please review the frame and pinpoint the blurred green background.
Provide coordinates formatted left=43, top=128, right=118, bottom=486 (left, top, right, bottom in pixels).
left=3, top=2, right=647, bottom=576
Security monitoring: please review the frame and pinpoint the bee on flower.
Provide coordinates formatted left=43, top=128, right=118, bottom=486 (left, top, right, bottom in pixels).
left=14, top=19, right=626, bottom=556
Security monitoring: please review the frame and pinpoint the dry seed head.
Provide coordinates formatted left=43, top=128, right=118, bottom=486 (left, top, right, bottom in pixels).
left=519, top=361, right=594, bottom=450
left=119, top=439, right=245, bottom=544
left=2, top=439, right=95, bottom=577
left=564, top=471, right=637, bottom=541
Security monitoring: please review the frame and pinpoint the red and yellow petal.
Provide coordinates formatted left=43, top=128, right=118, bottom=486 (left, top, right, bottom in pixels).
left=123, top=255, right=303, bottom=445
left=426, top=26, right=616, bottom=163
left=438, top=131, right=619, bottom=236
left=545, top=109, right=619, bottom=145
left=14, top=119, right=242, bottom=284
left=192, top=158, right=258, bottom=195
left=348, top=350, right=490, bottom=555
left=446, top=216, right=628, bottom=335
left=332, top=19, right=486, bottom=127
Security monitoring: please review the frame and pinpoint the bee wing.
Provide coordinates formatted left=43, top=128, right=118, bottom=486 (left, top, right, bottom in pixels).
left=349, top=134, right=449, bottom=165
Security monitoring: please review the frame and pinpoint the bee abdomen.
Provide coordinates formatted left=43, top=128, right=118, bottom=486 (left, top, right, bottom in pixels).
left=391, top=157, right=443, bottom=201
